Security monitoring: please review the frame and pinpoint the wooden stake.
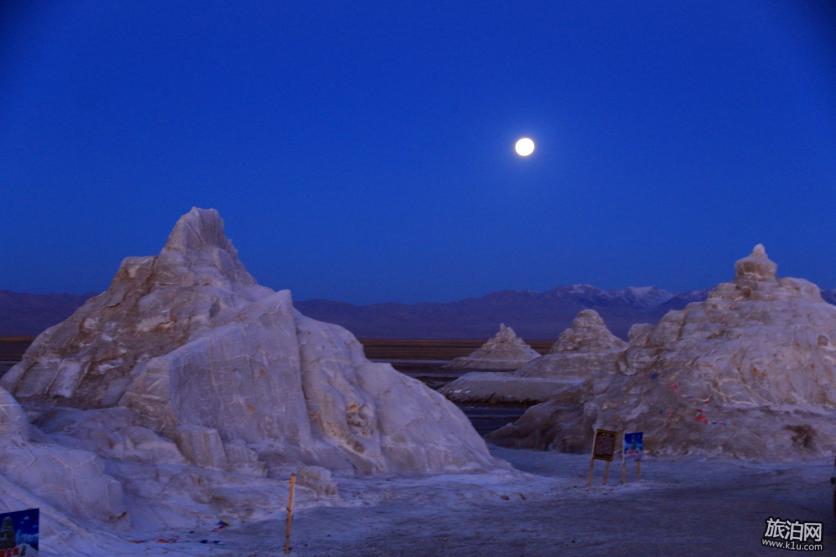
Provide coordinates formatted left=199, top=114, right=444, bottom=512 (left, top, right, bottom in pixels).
left=586, top=458, right=594, bottom=488
left=284, top=472, right=297, bottom=555
left=602, top=461, right=611, bottom=485
left=620, top=458, right=627, bottom=484
left=636, top=460, right=641, bottom=481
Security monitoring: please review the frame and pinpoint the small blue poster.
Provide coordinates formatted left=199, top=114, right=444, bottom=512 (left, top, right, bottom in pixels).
left=0, top=507, right=39, bottom=555
left=624, top=432, right=643, bottom=461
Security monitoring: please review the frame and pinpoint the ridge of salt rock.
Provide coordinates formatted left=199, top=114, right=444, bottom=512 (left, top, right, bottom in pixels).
left=489, top=245, right=836, bottom=458
left=440, top=311, right=627, bottom=404
left=444, top=324, right=540, bottom=371
left=2, top=207, right=497, bottom=476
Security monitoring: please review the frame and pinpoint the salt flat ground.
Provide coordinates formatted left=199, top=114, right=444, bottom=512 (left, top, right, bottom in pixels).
left=170, top=447, right=834, bottom=557
left=15, top=440, right=836, bottom=556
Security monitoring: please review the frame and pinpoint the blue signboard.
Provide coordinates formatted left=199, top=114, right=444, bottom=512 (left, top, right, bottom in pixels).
left=0, top=508, right=39, bottom=555
left=624, top=431, right=643, bottom=461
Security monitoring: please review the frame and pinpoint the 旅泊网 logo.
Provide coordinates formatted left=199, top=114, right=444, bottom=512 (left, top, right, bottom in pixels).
left=761, top=516, right=823, bottom=552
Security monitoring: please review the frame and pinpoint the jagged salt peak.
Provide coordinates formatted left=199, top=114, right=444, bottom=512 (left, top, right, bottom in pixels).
left=550, top=309, right=627, bottom=353
left=163, top=207, right=236, bottom=252
left=155, top=207, right=257, bottom=287
left=477, top=323, right=539, bottom=356
left=3, top=206, right=496, bottom=477
left=444, top=323, right=539, bottom=370
left=734, top=243, right=777, bottom=283
left=491, top=323, right=527, bottom=346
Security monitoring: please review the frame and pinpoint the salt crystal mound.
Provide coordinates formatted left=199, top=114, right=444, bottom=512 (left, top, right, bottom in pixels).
left=444, top=324, right=540, bottom=371
left=0, top=385, right=127, bottom=526
left=489, top=245, right=836, bottom=459
left=2, top=208, right=496, bottom=475
left=517, top=309, right=627, bottom=377
left=441, top=310, right=625, bottom=404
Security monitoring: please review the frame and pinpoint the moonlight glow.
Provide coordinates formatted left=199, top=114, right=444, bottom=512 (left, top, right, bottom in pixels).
left=514, top=137, right=535, bottom=157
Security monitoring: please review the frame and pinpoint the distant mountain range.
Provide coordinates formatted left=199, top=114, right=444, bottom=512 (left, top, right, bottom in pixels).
left=304, top=286, right=836, bottom=339
left=3, top=286, right=834, bottom=340
left=296, top=285, right=710, bottom=339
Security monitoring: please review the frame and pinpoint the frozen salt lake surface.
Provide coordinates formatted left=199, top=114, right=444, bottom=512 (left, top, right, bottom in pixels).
left=90, top=446, right=834, bottom=557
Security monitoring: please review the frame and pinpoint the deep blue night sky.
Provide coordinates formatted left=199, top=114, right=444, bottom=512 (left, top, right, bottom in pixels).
left=2, top=1, right=834, bottom=303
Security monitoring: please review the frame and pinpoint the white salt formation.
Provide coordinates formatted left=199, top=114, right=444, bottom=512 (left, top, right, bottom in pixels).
left=2, top=208, right=495, bottom=475
left=518, top=309, right=627, bottom=377
left=444, top=324, right=540, bottom=371
left=490, top=245, right=836, bottom=458
left=441, top=310, right=624, bottom=404
left=0, top=383, right=132, bottom=556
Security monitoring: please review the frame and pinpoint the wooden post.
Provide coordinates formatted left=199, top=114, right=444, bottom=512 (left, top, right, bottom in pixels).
left=620, top=458, right=627, bottom=484
left=586, top=458, right=595, bottom=488
left=284, top=472, right=297, bottom=555
left=636, top=460, right=641, bottom=481
left=602, top=461, right=611, bottom=485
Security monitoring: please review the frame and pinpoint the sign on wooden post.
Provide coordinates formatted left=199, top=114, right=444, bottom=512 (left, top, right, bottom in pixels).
left=587, top=429, right=617, bottom=486
left=0, top=508, right=39, bottom=556
left=621, top=431, right=643, bottom=483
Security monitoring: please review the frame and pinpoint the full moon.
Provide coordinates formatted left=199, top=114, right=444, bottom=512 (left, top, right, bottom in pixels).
left=514, top=137, right=535, bottom=157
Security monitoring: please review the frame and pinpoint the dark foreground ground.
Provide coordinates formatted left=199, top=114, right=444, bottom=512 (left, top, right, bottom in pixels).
left=215, top=447, right=835, bottom=557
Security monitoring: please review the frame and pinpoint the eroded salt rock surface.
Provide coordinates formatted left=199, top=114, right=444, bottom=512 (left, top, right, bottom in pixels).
left=0, top=386, right=128, bottom=525
left=0, top=386, right=26, bottom=438
left=490, top=245, right=836, bottom=458
left=441, top=310, right=625, bottom=404
left=444, top=324, right=540, bottom=371
left=3, top=208, right=495, bottom=476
